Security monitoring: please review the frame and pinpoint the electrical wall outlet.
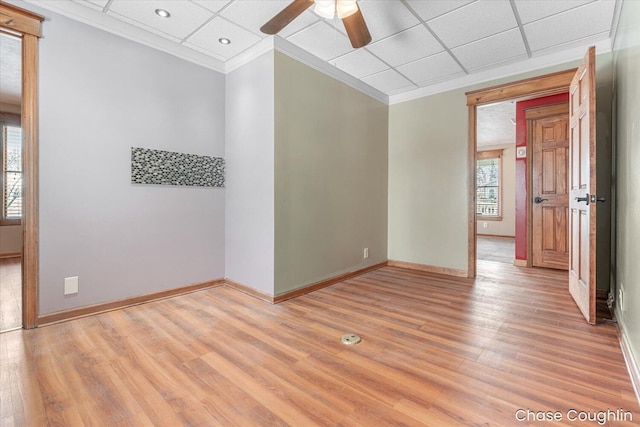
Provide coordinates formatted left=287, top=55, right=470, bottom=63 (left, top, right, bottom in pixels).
left=483, top=222, right=488, bottom=229
left=363, top=248, right=369, bottom=259
left=64, top=276, right=79, bottom=295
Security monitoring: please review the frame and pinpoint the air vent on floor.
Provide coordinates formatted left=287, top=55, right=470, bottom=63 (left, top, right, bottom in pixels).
left=340, top=333, right=362, bottom=345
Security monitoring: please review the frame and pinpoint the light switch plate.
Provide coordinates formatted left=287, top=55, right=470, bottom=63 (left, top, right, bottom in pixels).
left=516, top=146, right=527, bottom=158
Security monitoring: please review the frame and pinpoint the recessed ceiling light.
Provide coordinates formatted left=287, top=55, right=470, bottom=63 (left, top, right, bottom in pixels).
left=155, top=8, right=171, bottom=18
left=218, top=38, right=231, bottom=45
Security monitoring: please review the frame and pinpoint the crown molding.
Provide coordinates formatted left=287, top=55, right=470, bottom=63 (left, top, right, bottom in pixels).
left=225, top=37, right=274, bottom=74
left=19, top=0, right=226, bottom=73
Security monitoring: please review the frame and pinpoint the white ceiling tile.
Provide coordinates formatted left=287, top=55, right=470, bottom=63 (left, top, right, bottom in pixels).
left=287, top=21, right=354, bottom=61
left=0, top=33, right=21, bottom=105
left=72, top=0, right=109, bottom=11
left=220, top=0, right=295, bottom=35
left=185, top=17, right=262, bottom=59
left=524, top=0, right=615, bottom=52
left=191, top=0, right=233, bottom=14
left=362, top=69, right=414, bottom=93
left=477, top=101, right=516, bottom=146
left=108, top=0, right=214, bottom=40
left=356, top=1, right=420, bottom=42
left=332, top=49, right=389, bottom=79
left=514, top=0, right=594, bottom=24
left=396, top=52, right=463, bottom=85
left=366, top=25, right=443, bottom=67
left=279, top=12, right=321, bottom=38
left=452, top=28, right=527, bottom=71
left=405, top=0, right=475, bottom=21
left=428, top=0, right=518, bottom=48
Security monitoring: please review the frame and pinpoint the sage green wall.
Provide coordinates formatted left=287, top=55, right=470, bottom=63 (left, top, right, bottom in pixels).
left=613, top=0, right=640, bottom=382
left=274, top=52, right=388, bottom=295
left=389, top=56, right=614, bottom=276
left=388, top=90, right=468, bottom=271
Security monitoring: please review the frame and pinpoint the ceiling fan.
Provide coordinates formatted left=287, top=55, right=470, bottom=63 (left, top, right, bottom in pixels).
left=260, top=0, right=372, bottom=49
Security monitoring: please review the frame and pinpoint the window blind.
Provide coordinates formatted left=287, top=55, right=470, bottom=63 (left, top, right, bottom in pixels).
left=2, top=125, right=22, bottom=220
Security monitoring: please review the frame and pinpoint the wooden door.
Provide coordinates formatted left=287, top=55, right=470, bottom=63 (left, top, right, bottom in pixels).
left=530, top=103, right=570, bottom=270
left=569, top=47, right=597, bottom=325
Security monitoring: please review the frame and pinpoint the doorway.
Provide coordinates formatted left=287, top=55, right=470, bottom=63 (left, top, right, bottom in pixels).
left=0, top=32, right=23, bottom=332
left=465, top=68, right=577, bottom=278
left=0, top=2, right=44, bottom=329
left=475, top=101, right=516, bottom=265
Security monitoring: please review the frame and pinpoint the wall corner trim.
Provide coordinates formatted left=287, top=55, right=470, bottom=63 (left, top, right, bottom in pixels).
left=36, top=279, right=224, bottom=326
left=224, top=279, right=275, bottom=304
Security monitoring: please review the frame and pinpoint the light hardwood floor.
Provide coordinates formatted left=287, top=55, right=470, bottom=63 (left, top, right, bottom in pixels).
left=1, top=261, right=638, bottom=426
left=477, top=236, right=515, bottom=264
left=0, top=257, right=21, bottom=332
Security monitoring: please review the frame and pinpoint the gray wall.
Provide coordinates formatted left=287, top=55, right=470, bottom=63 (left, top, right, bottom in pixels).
left=613, top=0, right=640, bottom=383
left=225, top=51, right=275, bottom=295
left=274, top=52, right=388, bottom=295
left=37, top=8, right=226, bottom=314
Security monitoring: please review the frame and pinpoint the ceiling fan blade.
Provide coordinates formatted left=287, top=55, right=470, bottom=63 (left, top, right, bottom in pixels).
left=342, top=6, right=371, bottom=48
left=260, top=0, right=314, bottom=35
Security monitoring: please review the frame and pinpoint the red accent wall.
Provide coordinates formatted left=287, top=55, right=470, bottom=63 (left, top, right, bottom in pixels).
left=515, top=93, right=569, bottom=261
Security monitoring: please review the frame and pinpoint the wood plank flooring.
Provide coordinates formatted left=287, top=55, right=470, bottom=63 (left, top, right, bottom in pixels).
left=0, top=257, right=21, bottom=332
left=1, top=261, right=638, bottom=426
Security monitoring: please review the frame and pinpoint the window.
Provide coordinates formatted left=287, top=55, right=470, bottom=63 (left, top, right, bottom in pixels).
left=1, top=123, right=22, bottom=224
left=476, top=149, right=503, bottom=220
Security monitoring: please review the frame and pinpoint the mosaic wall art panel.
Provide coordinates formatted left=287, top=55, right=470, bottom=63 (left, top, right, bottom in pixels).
left=131, top=147, right=225, bottom=187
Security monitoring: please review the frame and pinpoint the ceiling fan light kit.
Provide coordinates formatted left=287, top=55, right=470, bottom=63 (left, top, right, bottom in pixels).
left=260, top=0, right=371, bottom=49
left=314, top=0, right=358, bottom=19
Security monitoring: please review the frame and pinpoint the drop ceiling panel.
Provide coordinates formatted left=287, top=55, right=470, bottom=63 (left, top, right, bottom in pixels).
left=366, top=25, right=444, bottom=67
left=220, top=0, right=292, bottom=35
left=185, top=17, right=262, bottom=60
left=357, top=0, right=420, bottom=42
left=452, top=28, right=527, bottom=71
left=524, top=0, right=614, bottom=53
left=108, top=0, right=214, bottom=41
left=32, top=0, right=620, bottom=100
left=428, top=0, right=518, bottom=48
left=0, top=33, right=21, bottom=106
left=362, top=69, right=414, bottom=93
left=288, top=22, right=353, bottom=61
left=332, top=49, right=389, bottom=79
left=477, top=101, right=516, bottom=147
left=191, top=0, right=232, bottom=14
left=279, top=12, right=321, bottom=38
left=514, top=0, right=594, bottom=24
left=397, top=52, right=463, bottom=86
left=405, top=0, right=475, bottom=22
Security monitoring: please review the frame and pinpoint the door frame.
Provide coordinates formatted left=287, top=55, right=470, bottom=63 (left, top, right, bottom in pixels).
left=0, top=2, right=43, bottom=329
left=465, top=68, right=577, bottom=278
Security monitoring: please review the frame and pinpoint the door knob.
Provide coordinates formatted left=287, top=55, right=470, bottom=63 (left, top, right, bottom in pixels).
left=593, top=195, right=606, bottom=203
left=534, top=196, right=548, bottom=204
left=575, top=194, right=590, bottom=205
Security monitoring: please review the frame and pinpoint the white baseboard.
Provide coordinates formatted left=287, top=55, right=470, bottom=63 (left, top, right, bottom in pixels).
left=616, top=308, right=640, bottom=406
